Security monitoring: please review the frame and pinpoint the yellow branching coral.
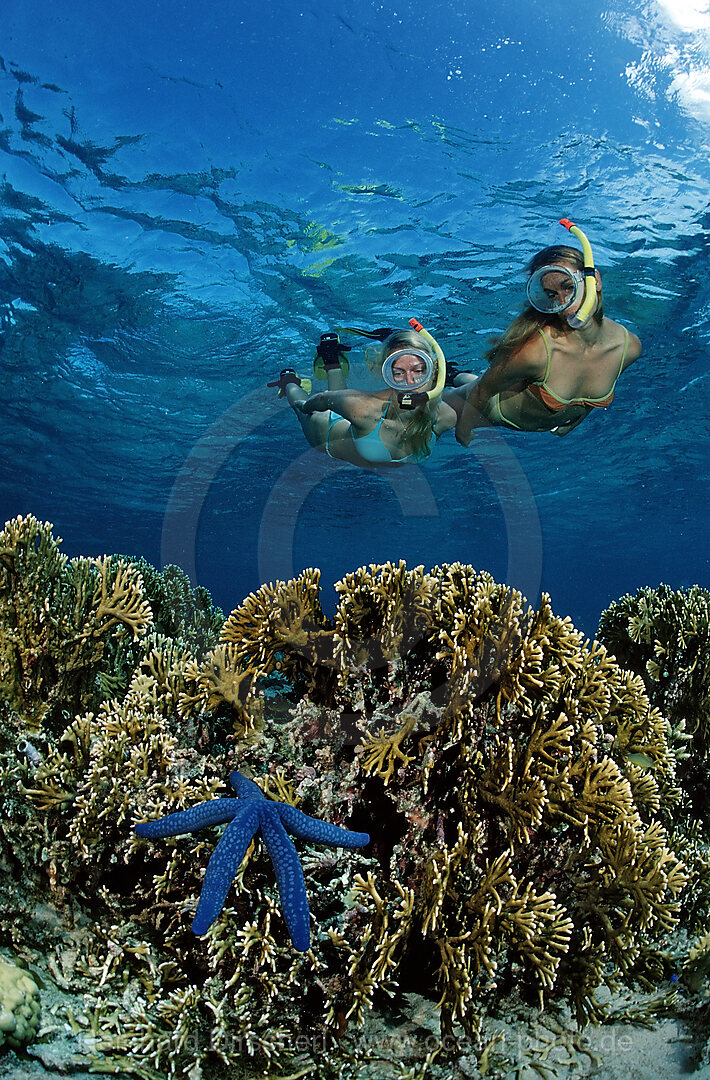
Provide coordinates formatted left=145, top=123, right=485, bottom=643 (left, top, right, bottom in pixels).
left=21, top=684, right=223, bottom=877
left=0, top=516, right=152, bottom=731
left=333, top=560, right=439, bottom=669
left=332, top=564, right=688, bottom=1032
left=179, top=642, right=259, bottom=731
left=130, top=635, right=197, bottom=716
left=327, top=872, right=416, bottom=1026
left=421, top=824, right=481, bottom=937
left=500, top=883, right=574, bottom=994
left=1, top=537, right=701, bottom=1077
left=358, top=713, right=418, bottom=785
left=595, top=822, right=688, bottom=934
left=434, top=577, right=580, bottom=725
left=434, top=936, right=475, bottom=1027
left=477, top=734, right=548, bottom=841
left=220, top=569, right=335, bottom=693
left=91, top=555, right=152, bottom=639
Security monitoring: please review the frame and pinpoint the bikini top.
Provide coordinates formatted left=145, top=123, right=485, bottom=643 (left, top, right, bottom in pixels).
left=352, top=403, right=436, bottom=464
left=526, top=327, right=629, bottom=413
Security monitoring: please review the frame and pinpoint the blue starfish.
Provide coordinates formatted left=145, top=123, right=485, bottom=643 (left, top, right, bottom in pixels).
left=135, top=771, right=370, bottom=951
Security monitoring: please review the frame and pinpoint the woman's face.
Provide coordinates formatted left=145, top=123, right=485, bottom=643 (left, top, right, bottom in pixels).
left=539, top=266, right=581, bottom=311
left=388, top=351, right=432, bottom=387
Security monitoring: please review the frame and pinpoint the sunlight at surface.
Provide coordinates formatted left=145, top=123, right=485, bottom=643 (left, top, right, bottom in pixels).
left=624, top=0, right=710, bottom=122
left=657, top=0, right=710, bottom=33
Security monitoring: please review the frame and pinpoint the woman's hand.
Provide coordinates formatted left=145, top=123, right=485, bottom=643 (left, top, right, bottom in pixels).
left=300, top=392, right=332, bottom=415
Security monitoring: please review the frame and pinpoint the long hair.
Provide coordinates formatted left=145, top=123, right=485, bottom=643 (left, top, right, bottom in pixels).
left=367, top=328, right=438, bottom=460
left=484, top=245, right=604, bottom=366
left=398, top=397, right=438, bottom=460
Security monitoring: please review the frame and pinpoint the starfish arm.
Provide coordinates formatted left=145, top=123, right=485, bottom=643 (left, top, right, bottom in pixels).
left=229, top=771, right=266, bottom=801
left=135, top=799, right=239, bottom=839
left=191, top=803, right=260, bottom=936
left=277, top=803, right=370, bottom=850
left=259, top=808, right=311, bottom=952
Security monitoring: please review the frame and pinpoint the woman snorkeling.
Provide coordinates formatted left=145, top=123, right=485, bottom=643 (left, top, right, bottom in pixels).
left=446, top=220, right=642, bottom=442
left=269, top=322, right=456, bottom=467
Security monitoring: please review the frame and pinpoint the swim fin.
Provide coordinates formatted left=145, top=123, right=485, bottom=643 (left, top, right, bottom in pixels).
left=313, top=332, right=351, bottom=380
left=267, top=369, right=312, bottom=397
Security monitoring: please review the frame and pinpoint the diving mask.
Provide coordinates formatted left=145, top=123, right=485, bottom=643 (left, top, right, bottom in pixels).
left=381, top=348, right=434, bottom=392
left=526, top=264, right=584, bottom=315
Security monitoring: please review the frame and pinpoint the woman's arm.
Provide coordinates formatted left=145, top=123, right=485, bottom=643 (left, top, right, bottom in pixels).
left=300, top=389, right=380, bottom=427
left=432, top=399, right=458, bottom=435
left=448, top=335, right=547, bottom=445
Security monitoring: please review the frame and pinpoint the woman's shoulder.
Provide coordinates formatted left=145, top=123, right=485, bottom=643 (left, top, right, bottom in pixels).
left=503, top=325, right=550, bottom=375
left=603, top=317, right=642, bottom=365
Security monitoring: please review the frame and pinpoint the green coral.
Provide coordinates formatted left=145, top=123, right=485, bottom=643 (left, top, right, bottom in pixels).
left=598, top=583, right=710, bottom=757
left=0, top=960, right=40, bottom=1050
left=127, top=558, right=224, bottom=657
left=598, top=585, right=710, bottom=860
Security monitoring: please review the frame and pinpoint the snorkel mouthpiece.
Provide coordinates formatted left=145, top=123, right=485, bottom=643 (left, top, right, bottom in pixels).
left=559, top=218, right=596, bottom=328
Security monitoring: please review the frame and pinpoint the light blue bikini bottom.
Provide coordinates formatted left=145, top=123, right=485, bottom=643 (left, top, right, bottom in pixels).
left=325, top=411, right=347, bottom=458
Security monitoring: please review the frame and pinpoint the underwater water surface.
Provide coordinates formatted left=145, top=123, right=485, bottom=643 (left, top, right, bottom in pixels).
left=1, top=0, right=709, bottom=636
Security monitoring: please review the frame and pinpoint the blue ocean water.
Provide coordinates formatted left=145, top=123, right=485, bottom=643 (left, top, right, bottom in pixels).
left=1, top=0, right=709, bottom=637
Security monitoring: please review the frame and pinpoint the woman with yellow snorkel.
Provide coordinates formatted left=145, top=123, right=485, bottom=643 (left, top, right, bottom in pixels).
left=269, top=320, right=456, bottom=467
left=446, top=221, right=642, bottom=442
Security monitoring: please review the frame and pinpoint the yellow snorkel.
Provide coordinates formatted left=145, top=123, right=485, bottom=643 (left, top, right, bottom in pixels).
left=406, top=318, right=446, bottom=404
left=559, top=218, right=597, bottom=328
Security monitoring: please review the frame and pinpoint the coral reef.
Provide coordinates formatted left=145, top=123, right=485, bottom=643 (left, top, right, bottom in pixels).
left=598, top=582, right=710, bottom=761
left=0, top=521, right=706, bottom=1079
left=0, top=960, right=41, bottom=1050
left=0, top=514, right=151, bottom=733
left=220, top=563, right=688, bottom=1035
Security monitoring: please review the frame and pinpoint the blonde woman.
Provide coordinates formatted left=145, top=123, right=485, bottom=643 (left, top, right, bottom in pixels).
left=270, top=327, right=456, bottom=467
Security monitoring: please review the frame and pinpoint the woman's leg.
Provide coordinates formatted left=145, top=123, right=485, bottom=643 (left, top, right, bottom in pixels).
left=283, top=383, right=329, bottom=449
left=443, top=381, right=485, bottom=444
left=326, top=366, right=347, bottom=391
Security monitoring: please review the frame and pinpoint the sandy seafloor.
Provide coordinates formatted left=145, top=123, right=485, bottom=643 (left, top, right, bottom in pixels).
left=0, top=957, right=708, bottom=1079
left=1, top=1004, right=708, bottom=1080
